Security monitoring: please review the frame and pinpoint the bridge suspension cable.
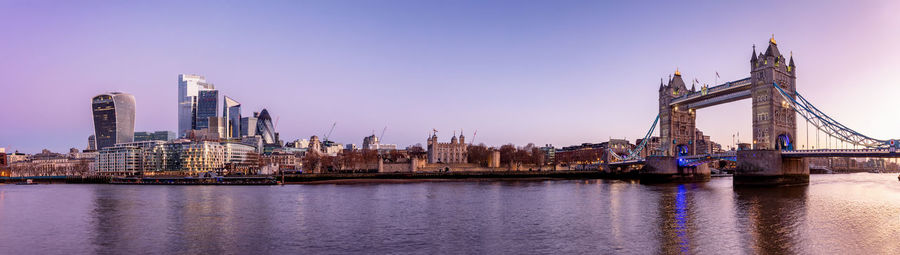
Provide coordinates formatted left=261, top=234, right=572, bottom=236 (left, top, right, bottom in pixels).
left=609, top=114, right=659, bottom=161
left=773, top=82, right=895, bottom=149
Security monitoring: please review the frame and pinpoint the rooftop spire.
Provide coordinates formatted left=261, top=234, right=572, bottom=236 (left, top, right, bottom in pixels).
left=789, top=51, right=795, bottom=67
left=674, top=68, right=681, bottom=76
left=770, top=34, right=776, bottom=45
left=751, top=44, right=758, bottom=62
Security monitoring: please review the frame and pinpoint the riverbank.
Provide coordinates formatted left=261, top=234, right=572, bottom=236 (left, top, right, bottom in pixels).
left=282, top=170, right=631, bottom=184
left=1, top=171, right=634, bottom=185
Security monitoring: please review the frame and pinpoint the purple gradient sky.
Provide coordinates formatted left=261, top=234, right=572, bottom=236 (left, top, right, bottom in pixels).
left=2, top=0, right=900, bottom=153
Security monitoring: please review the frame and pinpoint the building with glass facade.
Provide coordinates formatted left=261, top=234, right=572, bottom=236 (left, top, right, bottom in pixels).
left=170, top=141, right=225, bottom=174
left=256, top=109, right=276, bottom=145
left=223, top=96, right=241, bottom=139
left=97, top=140, right=231, bottom=176
left=223, top=142, right=259, bottom=174
left=177, top=74, right=215, bottom=138
left=92, top=92, right=136, bottom=150
left=240, top=116, right=258, bottom=137
left=87, top=135, right=97, bottom=151
left=134, top=131, right=176, bottom=142
left=96, top=141, right=165, bottom=176
left=196, top=90, right=219, bottom=130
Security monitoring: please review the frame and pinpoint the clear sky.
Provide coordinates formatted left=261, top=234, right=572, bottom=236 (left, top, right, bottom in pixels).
left=2, top=0, right=900, bottom=153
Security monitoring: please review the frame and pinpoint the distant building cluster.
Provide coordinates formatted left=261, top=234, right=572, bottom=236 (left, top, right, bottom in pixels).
left=1, top=73, right=426, bottom=177
left=5, top=73, right=745, bottom=178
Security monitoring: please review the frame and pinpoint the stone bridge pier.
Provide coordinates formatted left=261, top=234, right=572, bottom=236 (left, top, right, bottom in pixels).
left=639, top=156, right=710, bottom=183
left=734, top=150, right=809, bottom=186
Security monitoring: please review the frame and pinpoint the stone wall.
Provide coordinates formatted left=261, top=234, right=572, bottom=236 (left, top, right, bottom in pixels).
left=735, top=150, right=808, bottom=186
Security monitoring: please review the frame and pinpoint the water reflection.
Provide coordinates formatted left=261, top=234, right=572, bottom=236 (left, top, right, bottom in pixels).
left=656, top=184, right=698, bottom=254
left=734, top=186, right=808, bottom=254
left=2, top=175, right=899, bottom=254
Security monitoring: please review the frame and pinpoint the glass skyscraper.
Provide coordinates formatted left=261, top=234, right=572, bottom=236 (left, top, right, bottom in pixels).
left=196, top=90, right=218, bottom=130
left=177, top=74, right=215, bottom=138
left=92, top=92, right=136, bottom=150
left=223, top=96, right=241, bottom=139
left=240, top=116, right=258, bottom=137
left=256, top=109, right=276, bottom=145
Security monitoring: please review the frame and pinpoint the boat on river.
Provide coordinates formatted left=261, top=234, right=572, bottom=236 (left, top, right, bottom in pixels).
left=15, top=179, right=37, bottom=185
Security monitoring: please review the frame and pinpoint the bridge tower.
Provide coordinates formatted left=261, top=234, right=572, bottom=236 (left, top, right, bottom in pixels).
left=750, top=36, right=797, bottom=150
left=659, top=70, right=696, bottom=157
left=736, top=36, right=808, bottom=186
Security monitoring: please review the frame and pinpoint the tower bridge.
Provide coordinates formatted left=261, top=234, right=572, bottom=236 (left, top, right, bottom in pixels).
left=606, top=36, right=900, bottom=186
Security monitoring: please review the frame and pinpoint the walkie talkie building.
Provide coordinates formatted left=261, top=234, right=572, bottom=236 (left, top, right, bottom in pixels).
left=91, top=92, right=136, bottom=150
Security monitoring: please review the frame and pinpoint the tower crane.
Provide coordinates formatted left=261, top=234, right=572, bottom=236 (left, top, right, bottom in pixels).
left=323, top=122, right=336, bottom=143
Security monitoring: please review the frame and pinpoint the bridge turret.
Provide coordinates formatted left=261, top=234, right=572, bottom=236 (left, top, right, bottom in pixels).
left=750, top=44, right=758, bottom=66
left=788, top=52, right=795, bottom=73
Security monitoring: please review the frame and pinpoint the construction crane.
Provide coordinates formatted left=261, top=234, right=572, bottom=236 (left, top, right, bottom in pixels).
left=379, top=126, right=387, bottom=142
left=323, top=122, right=337, bottom=142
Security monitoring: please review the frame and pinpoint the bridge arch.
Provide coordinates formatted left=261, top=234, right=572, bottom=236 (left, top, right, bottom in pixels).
left=776, top=134, right=793, bottom=150
left=676, top=144, right=690, bottom=156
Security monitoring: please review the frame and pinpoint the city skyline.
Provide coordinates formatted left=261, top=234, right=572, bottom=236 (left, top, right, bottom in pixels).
left=4, top=1, right=900, bottom=153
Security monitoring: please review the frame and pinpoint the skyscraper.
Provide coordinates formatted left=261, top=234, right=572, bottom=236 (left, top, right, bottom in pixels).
left=241, top=116, right=258, bottom=137
left=256, top=109, right=276, bottom=145
left=177, top=74, right=215, bottom=138
left=87, top=135, right=97, bottom=151
left=196, top=90, right=218, bottom=130
left=92, top=92, right=136, bottom=150
left=223, top=96, right=241, bottom=138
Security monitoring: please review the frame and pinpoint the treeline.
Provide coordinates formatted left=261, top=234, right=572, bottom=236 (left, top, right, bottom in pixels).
left=468, top=143, right=546, bottom=169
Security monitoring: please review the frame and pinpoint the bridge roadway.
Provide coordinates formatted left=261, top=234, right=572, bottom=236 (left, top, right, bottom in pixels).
left=668, top=78, right=752, bottom=109
left=608, top=149, right=900, bottom=166
left=781, top=148, right=900, bottom=158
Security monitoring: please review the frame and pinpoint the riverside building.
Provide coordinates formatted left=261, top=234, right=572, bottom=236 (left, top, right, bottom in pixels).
left=95, top=140, right=257, bottom=176
left=135, top=131, right=176, bottom=142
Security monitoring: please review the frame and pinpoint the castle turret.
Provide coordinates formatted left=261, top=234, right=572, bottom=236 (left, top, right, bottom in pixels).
left=459, top=130, right=465, bottom=144
left=788, top=52, right=795, bottom=73
left=750, top=44, right=758, bottom=67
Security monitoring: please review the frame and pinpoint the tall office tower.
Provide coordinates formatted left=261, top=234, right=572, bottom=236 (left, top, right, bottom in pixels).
left=177, top=74, right=215, bottom=138
left=256, top=109, right=276, bottom=145
left=196, top=90, right=218, bottom=130
left=92, top=92, right=136, bottom=150
left=240, top=116, right=258, bottom=137
left=87, top=135, right=97, bottom=151
left=223, top=96, right=241, bottom=138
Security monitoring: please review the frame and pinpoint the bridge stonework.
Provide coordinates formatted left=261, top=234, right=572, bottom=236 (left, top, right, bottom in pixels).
left=658, top=71, right=696, bottom=157
left=750, top=38, right=797, bottom=150
left=649, top=37, right=808, bottom=186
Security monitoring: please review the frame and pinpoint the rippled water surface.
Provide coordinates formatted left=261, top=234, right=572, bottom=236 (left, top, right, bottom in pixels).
left=1, top=174, right=899, bottom=254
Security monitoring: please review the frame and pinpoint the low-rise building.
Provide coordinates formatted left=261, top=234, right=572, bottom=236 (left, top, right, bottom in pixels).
left=0, top=148, right=8, bottom=177
left=8, top=149, right=93, bottom=176
left=223, top=142, right=259, bottom=174
left=135, top=131, right=176, bottom=142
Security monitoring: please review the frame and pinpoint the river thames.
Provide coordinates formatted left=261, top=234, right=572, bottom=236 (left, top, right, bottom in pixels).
left=1, top=174, right=898, bottom=254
